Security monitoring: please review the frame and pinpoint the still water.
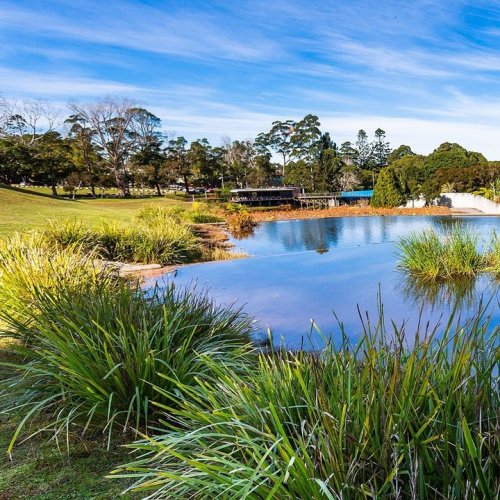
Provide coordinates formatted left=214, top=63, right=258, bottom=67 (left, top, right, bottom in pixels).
left=151, top=216, right=500, bottom=348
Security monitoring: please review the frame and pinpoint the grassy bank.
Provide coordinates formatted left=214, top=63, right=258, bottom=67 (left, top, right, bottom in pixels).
left=0, top=184, right=188, bottom=236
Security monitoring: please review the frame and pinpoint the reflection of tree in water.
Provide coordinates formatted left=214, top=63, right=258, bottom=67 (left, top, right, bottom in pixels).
left=398, top=272, right=481, bottom=311
left=231, top=226, right=255, bottom=240
left=277, top=219, right=342, bottom=253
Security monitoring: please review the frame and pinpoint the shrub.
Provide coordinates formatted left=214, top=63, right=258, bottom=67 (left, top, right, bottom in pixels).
left=135, top=204, right=223, bottom=226
left=1, top=282, right=255, bottom=453
left=44, top=219, right=202, bottom=265
left=114, top=312, right=499, bottom=498
left=226, top=211, right=257, bottom=238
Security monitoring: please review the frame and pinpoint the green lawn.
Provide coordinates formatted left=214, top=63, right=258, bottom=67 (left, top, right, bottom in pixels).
left=0, top=185, right=190, bottom=236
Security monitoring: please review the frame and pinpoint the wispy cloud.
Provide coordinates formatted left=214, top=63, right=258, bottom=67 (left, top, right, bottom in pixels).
left=1, top=0, right=500, bottom=158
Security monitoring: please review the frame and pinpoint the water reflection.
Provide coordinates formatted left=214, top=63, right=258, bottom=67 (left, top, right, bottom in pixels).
left=398, top=273, right=481, bottom=311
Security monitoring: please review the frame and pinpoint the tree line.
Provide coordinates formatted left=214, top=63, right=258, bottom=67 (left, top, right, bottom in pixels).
left=0, top=96, right=498, bottom=203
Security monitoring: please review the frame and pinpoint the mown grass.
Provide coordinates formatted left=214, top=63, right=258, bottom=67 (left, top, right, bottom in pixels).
left=397, top=225, right=489, bottom=280
left=0, top=184, right=188, bottom=236
left=114, top=310, right=500, bottom=498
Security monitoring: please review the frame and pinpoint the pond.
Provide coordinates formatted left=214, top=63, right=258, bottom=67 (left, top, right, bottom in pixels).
left=149, top=216, right=500, bottom=348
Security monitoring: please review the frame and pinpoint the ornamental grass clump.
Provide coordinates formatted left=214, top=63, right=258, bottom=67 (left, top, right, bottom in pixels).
left=1, top=282, right=254, bottom=454
left=0, top=232, right=111, bottom=328
left=397, top=225, right=485, bottom=280
left=114, top=310, right=499, bottom=498
left=44, top=218, right=202, bottom=265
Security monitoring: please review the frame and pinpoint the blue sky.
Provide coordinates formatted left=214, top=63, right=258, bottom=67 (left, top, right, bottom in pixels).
left=1, top=0, right=500, bottom=157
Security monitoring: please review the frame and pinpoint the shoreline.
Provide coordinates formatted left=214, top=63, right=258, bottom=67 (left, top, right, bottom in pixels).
left=250, top=206, right=452, bottom=222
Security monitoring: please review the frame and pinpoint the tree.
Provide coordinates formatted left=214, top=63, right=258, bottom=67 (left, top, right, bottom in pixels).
left=387, top=144, right=414, bottom=164
left=31, top=132, right=73, bottom=196
left=371, top=167, right=406, bottom=207
left=392, top=155, right=426, bottom=206
left=165, top=137, right=190, bottom=192
left=290, top=115, right=323, bottom=190
left=68, top=98, right=141, bottom=196
left=371, top=128, right=391, bottom=170
left=338, top=165, right=361, bottom=191
left=65, top=115, right=105, bottom=197
left=339, top=141, right=357, bottom=164
left=256, top=119, right=296, bottom=179
left=6, top=99, right=59, bottom=147
left=355, top=129, right=372, bottom=169
left=423, top=142, right=486, bottom=178
left=128, top=109, right=165, bottom=196
left=188, top=139, right=218, bottom=187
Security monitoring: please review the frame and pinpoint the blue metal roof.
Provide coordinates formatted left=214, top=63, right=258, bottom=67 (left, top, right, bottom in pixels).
left=340, top=190, right=373, bottom=198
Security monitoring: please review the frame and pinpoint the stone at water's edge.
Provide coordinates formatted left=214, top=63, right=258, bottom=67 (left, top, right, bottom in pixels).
left=119, top=263, right=162, bottom=274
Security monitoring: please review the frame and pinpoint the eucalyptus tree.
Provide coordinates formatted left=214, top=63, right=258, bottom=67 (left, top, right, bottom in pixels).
left=221, top=137, right=256, bottom=188
left=68, top=98, right=142, bottom=197
left=5, top=99, right=59, bottom=147
left=165, top=136, right=190, bottom=192
left=255, top=119, right=296, bottom=178
left=128, top=109, right=165, bottom=195
left=65, top=114, right=105, bottom=197
left=188, top=139, right=219, bottom=187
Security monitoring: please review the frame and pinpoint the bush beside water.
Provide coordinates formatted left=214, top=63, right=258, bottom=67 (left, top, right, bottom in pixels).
left=0, top=237, right=254, bottom=451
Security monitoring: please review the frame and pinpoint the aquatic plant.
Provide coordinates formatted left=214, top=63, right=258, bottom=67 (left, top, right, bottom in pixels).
left=114, top=309, right=499, bottom=498
left=397, top=225, right=485, bottom=280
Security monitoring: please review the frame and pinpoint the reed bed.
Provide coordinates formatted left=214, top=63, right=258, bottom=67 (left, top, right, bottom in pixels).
left=397, top=226, right=487, bottom=280
left=114, top=311, right=500, bottom=498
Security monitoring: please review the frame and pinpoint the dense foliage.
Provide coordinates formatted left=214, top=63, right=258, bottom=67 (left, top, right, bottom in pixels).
left=371, top=167, right=406, bottom=207
left=114, top=313, right=499, bottom=498
left=2, top=97, right=497, bottom=201
left=0, top=236, right=254, bottom=452
left=396, top=225, right=495, bottom=280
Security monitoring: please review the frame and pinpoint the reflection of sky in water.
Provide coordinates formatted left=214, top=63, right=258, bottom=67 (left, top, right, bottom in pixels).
left=148, top=216, right=500, bottom=349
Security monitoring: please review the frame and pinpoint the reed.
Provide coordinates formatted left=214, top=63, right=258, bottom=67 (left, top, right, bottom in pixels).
left=114, top=309, right=499, bottom=498
left=397, top=225, right=485, bottom=280
left=485, top=230, right=500, bottom=277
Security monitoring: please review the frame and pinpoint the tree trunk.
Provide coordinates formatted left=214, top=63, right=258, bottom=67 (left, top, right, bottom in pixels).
left=51, top=184, right=58, bottom=196
left=90, top=184, right=96, bottom=198
left=114, top=168, right=130, bottom=197
left=156, top=183, right=162, bottom=196
left=183, top=174, right=189, bottom=194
